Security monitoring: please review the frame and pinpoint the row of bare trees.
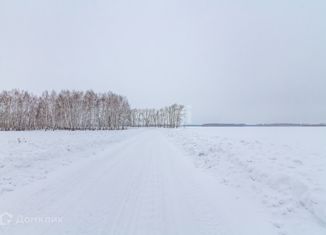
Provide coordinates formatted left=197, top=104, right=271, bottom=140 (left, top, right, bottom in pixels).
left=0, top=90, right=130, bottom=130
left=130, top=104, right=184, bottom=128
left=0, top=90, right=185, bottom=130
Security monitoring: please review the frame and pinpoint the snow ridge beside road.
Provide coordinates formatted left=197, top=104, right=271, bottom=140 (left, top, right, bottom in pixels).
left=167, top=127, right=326, bottom=235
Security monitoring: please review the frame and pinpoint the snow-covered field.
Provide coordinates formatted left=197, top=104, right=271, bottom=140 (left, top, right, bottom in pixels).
left=0, top=130, right=141, bottom=195
left=0, top=127, right=325, bottom=235
left=168, top=127, right=326, bottom=235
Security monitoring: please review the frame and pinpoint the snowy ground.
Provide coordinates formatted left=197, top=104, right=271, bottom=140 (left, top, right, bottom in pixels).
left=0, top=129, right=141, bottom=195
left=0, top=128, right=325, bottom=235
left=168, top=127, right=326, bottom=235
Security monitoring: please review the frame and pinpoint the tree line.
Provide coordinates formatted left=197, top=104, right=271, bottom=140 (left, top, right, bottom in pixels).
left=0, top=90, right=184, bottom=131
left=130, top=104, right=184, bottom=128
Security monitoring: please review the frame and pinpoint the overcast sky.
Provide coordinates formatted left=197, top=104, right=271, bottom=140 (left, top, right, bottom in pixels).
left=0, top=0, right=325, bottom=124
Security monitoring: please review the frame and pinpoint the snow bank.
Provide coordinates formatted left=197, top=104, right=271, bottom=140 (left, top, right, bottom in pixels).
left=167, top=127, right=326, bottom=234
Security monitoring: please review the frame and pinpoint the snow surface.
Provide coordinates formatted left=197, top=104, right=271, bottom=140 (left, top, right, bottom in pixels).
left=168, top=127, right=326, bottom=235
left=0, top=127, right=325, bottom=235
left=0, top=129, right=141, bottom=196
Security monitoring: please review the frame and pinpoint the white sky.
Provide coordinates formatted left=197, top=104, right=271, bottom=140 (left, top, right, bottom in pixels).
left=0, top=0, right=325, bottom=124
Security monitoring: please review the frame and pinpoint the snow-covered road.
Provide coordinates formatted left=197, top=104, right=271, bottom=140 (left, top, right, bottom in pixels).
left=0, top=129, right=278, bottom=235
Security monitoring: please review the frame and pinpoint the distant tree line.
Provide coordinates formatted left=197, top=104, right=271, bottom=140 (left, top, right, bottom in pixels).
left=0, top=90, right=184, bottom=131
left=130, top=104, right=184, bottom=128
